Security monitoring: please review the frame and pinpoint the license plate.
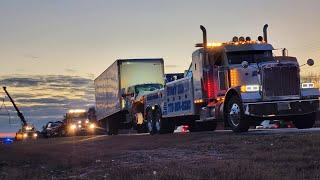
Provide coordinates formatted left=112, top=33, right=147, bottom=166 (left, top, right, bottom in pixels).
left=277, top=102, right=290, bottom=111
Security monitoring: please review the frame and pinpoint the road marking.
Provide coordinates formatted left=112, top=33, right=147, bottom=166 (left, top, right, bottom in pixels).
left=77, top=135, right=108, bottom=142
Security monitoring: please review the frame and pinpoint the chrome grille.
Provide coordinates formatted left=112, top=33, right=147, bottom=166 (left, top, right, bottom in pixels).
left=262, top=64, right=300, bottom=97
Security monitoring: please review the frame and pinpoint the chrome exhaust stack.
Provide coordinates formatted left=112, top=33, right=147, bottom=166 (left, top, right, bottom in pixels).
left=200, top=25, right=207, bottom=49
left=263, top=24, right=269, bottom=43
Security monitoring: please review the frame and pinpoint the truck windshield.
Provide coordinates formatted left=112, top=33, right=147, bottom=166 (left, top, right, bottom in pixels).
left=67, top=113, right=87, bottom=123
left=227, top=50, right=273, bottom=64
left=135, top=84, right=163, bottom=94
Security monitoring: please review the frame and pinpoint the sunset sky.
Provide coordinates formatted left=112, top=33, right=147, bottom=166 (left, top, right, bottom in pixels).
left=0, top=0, right=319, bottom=133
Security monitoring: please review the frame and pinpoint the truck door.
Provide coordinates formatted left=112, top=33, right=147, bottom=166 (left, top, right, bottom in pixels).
left=217, top=66, right=228, bottom=96
left=211, top=51, right=228, bottom=97
left=203, top=52, right=226, bottom=100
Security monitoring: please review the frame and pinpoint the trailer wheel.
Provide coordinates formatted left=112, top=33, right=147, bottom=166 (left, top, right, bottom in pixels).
left=293, top=113, right=316, bottom=129
left=226, top=95, right=249, bottom=132
left=106, top=118, right=118, bottom=135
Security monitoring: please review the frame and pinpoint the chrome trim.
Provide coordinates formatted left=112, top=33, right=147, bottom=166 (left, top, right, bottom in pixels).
left=244, top=99, right=319, bottom=105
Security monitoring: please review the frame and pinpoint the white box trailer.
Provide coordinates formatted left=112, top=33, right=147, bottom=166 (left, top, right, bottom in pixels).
left=94, top=58, right=164, bottom=134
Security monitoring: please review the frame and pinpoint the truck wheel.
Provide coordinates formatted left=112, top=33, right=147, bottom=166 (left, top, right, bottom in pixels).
left=153, top=109, right=162, bottom=134
left=293, top=113, right=316, bottom=129
left=226, top=95, right=249, bottom=132
left=106, top=120, right=112, bottom=135
left=137, top=124, right=148, bottom=133
left=154, top=108, right=174, bottom=134
left=106, top=119, right=118, bottom=135
left=146, top=110, right=156, bottom=135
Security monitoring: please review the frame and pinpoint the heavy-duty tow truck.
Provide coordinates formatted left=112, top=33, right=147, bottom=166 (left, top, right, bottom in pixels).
left=140, top=24, right=320, bottom=134
left=3, top=87, right=38, bottom=140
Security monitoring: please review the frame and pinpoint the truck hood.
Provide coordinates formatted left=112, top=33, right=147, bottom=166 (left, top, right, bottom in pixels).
left=135, top=90, right=159, bottom=102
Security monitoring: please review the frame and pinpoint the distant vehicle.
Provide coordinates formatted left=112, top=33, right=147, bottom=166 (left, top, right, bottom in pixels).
left=140, top=24, right=319, bottom=134
left=65, top=109, right=96, bottom=136
left=41, top=121, right=65, bottom=138
left=1, top=137, right=14, bottom=144
left=94, top=59, right=165, bottom=135
left=2, top=87, right=38, bottom=140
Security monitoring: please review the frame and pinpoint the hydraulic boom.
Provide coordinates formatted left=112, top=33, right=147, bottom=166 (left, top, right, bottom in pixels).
left=3, top=87, right=27, bottom=127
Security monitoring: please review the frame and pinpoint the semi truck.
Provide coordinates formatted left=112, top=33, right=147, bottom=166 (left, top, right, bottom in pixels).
left=141, top=24, right=320, bottom=134
left=94, top=59, right=165, bottom=134
left=64, top=109, right=96, bottom=135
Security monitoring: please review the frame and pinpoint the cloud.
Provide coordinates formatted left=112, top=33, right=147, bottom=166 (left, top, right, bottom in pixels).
left=0, top=77, right=40, bottom=87
left=0, top=75, right=95, bottom=132
left=65, top=68, right=77, bottom=73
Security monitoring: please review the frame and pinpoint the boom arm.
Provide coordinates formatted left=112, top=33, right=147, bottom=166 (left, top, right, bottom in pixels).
left=2, top=87, right=27, bottom=127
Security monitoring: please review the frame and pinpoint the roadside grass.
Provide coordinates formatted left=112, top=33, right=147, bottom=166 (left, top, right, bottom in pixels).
left=1, top=132, right=320, bottom=179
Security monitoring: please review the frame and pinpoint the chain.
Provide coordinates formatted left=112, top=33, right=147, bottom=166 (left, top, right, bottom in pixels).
left=0, top=95, right=12, bottom=124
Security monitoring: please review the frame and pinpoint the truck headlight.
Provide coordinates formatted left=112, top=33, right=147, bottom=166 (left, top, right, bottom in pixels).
left=23, top=133, right=28, bottom=138
left=241, top=85, right=260, bottom=92
left=33, top=133, right=38, bottom=137
left=89, top=123, right=95, bottom=129
left=70, top=124, right=76, bottom=130
left=301, top=83, right=314, bottom=89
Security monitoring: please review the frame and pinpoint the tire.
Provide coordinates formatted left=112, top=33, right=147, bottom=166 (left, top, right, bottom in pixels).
left=293, top=113, right=316, bottom=129
left=154, top=108, right=175, bottom=134
left=146, top=110, right=156, bottom=135
left=59, top=129, right=66, bottom=137
left=136, top=124, right=148, bottom=133
left=106, top=118, right=118, bottom=135
left=226, top=95, right=249, bottom=132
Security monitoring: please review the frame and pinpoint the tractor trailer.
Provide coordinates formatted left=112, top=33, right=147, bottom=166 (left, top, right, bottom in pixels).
left=141, top=24, right=320, bottom=134
left=94, top=59, right=164, bottom=134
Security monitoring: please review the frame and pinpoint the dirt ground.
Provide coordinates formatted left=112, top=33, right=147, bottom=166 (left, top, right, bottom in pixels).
left=1, top=130, right=320, bottom=180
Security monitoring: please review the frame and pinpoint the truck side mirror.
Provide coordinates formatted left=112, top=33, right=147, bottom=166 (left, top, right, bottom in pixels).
left=241, top=61, right=249, bottom=69
left=307, top=59, right=314, bottom=66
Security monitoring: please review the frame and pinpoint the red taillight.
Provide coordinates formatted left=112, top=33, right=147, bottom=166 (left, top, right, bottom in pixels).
left=206, top=71, right=215, bottom=99
left=182, top=125, right=189, bottom=133
left=207, top=79, right=214, bottom=98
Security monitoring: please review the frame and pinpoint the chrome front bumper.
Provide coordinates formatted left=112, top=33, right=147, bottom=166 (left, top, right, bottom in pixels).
left=243, top=99, right=319, bottom=118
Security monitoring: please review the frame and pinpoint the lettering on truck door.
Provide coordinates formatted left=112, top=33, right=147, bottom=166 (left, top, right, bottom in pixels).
left=163, top=77, right=194, bottom=117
